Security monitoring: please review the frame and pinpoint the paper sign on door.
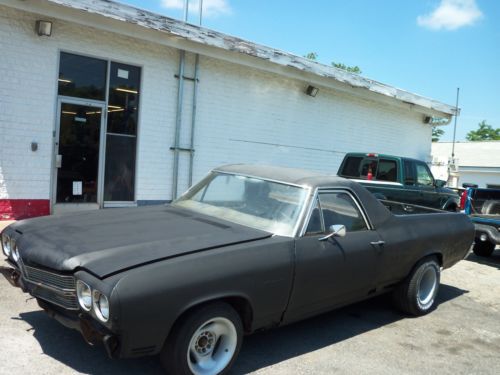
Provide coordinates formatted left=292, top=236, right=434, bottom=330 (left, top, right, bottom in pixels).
left=72, top=181, right=83, bottom=195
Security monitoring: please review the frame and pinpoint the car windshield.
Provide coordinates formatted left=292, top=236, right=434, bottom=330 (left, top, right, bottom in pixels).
left=172, top=172, right=309, bottom=237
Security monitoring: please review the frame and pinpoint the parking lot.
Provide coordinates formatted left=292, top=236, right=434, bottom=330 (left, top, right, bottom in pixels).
left=0, top=238, right=499, bottom=375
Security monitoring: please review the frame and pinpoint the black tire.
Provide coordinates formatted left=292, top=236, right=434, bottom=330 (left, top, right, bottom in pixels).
left=445, top=205, right=457, bottom=212
left=392, top=257, right=440, bottom=316
left=160, top=302, right=243, bottom=375
left=473, top=240, right=495, bottom=257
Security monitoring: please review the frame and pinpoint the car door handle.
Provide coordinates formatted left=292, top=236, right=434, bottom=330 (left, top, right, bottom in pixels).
left=403, top=204, right=414, bottom=212
left=370, top=240, right=385, bottom=254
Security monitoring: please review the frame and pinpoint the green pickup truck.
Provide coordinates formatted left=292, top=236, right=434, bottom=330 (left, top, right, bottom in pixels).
left=338, top=153, right=460, bottom=211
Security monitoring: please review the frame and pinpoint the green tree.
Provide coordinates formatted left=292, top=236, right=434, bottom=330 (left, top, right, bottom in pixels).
left=466, top=120, right=500, bottom=141
left=304, top=52, right=318, bottom=61
left=304, top=53, right=363, bottom=75
left=332, top=62, right=362, bottom=74
left=432, top=127, right=444, bottom=142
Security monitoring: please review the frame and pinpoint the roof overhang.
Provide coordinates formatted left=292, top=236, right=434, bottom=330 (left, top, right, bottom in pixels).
left=1, top=0, right=457, bottom=118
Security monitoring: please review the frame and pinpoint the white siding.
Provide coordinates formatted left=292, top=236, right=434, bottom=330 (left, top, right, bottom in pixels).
left=457, top=172, right=500, bottom=188
left=182, top=56, right=432, bottom=194
left=431, top=141, right=500, bottom=188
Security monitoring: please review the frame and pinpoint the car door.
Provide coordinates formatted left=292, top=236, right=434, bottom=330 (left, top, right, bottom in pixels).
left=399, top=159, right=422, bottom=207
left=283, top=190, right=383, bottom=323
left=414, top=161, right=440, bottom=208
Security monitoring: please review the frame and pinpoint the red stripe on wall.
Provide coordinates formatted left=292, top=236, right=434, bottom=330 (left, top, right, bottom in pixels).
left=0, top=200, right=50, bottom=220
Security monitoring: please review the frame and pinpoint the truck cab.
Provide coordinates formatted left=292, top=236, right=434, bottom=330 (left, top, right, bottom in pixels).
left=338, top=153, right=459, bottom=211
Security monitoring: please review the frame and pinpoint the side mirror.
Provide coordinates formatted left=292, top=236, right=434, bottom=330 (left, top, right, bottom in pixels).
left=318, top=224, right=346, bottom=241
left=435, top=179, right=446, bottom=188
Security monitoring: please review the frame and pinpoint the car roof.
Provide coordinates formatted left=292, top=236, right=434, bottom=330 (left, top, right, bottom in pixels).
left=214, top=164, right=361, bottom=189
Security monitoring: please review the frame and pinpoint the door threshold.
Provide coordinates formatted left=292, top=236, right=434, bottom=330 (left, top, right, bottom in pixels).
left=52, top=203, right=99, bottom=215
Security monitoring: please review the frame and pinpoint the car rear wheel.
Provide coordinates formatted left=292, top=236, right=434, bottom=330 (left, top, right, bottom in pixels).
left=392, top=257, right=440, bottom=316
left=160, top=302, right=243, bottom=375
left=473, top=240, right=495, bottom=257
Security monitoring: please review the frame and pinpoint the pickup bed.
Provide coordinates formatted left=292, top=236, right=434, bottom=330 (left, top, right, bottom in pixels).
left=338, top=152, right=459, bottom=211
left=462, top=187, right=500, bottom=257
left=1, top=165, right=474, bottom=374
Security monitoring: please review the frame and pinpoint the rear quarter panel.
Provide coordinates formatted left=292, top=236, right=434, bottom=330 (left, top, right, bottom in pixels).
left=375, top=212, right=474, bottom=288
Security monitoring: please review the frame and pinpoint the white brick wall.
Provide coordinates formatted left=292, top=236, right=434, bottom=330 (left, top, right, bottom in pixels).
left=185, top=56, right=432, bottom=192
left=1, top=5, right=434, bottom=205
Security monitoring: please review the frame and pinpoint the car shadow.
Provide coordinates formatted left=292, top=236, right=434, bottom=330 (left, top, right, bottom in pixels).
left=18, top=284, right=466, bottom=375
left=465, top=250, right=500, bottom=270
left=231, top=283, right=467, bottom=374
left=18, top=311, right=163, bottom=375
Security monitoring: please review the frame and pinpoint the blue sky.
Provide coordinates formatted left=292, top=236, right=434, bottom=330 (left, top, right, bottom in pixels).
left=123, top=0, right=499, bottom=141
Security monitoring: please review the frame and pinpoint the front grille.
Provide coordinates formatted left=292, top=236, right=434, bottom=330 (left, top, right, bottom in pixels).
left=18, top=258, right=78, bottom=310
left=24, top=266, right=76, bottom=290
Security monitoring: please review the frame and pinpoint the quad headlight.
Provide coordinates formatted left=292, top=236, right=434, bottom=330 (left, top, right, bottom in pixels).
left=2, top=233, right=11, bottom=257
left=76, top=280, right=92, bottom=311
left=76, top=280, right=111, bottom=322
left=92, top=290, right=110, bottom=322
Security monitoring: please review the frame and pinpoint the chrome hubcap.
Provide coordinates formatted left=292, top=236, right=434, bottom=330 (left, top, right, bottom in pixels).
left=418, top=266, right=438, bottom=307
left=187, top=317, right=237, bottom=375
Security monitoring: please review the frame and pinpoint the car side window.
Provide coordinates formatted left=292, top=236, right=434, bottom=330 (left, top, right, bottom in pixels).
left=415, top=163, right=434, bottom=186
left=403, top=160, right=415, bottom=185
left=305, top=198, right=323, bottom=235
left=318, top=192, right=368, bottom=232
left=376, top=159, right=397, bottom=182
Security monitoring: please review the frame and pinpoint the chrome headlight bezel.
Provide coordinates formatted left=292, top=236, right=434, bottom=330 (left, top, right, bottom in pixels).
left=76, top=280, right=92, bottom=311
left=1, top=233, right=11, bottom=257
left=12, top=242, right=20, bottom=262
left=92, top=290, right=110, bottom=322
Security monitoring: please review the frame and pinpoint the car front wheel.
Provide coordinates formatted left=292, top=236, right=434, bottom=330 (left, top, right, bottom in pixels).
left=392, top=257, right=441, bottom=316
left=161, top=302, right=243, bottom=375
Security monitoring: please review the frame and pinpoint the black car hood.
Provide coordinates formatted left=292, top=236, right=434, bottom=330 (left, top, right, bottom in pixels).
left=12, top=205, right=271, bottom=278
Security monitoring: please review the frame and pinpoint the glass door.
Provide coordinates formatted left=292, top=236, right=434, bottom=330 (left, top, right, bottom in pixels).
left=55, top=102, right=105, bottom=204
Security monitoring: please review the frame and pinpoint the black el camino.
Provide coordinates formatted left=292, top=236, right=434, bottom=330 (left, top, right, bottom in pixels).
left=1, top=164, right=474, bottom=375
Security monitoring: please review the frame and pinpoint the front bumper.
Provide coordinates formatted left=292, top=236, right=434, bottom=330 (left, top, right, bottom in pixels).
left=0, top=264, right=120, bottom=358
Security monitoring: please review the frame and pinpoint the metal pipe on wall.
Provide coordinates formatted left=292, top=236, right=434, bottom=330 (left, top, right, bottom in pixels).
left=171, top=0, right=189, bottom=199
left=173, top=0, right=203, bottom=194
left=172, top=50, right=186, bottom=199
left=188, top=53, right=200, bottom=187
left=188, top=0, right=202, bottom=187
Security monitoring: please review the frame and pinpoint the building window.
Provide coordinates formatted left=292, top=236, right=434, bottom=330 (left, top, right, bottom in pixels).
left=58, top=52, right=107, bottom=100
left=103, top=62, right=141, bottom=202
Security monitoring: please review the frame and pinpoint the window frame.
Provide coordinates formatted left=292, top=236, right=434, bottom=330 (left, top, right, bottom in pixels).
left=300, top=188, right=373, bottom=237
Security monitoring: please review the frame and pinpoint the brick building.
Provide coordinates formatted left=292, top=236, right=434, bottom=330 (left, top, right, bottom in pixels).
left=0, top=0, right=456, bottom=220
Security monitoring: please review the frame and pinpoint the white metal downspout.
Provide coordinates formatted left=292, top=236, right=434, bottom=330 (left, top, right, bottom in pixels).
left=172, top=50, right=186, bottom=199
left=188, top=0, right=203, bottom=187
left=171, top=0, right=189, bottom=199
left=188, top=53, right=200, bottom=187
